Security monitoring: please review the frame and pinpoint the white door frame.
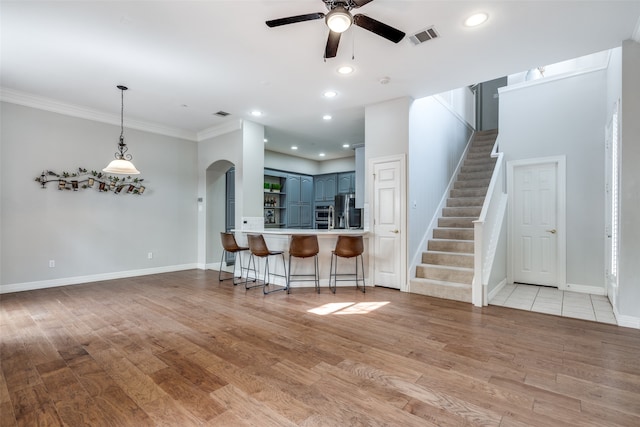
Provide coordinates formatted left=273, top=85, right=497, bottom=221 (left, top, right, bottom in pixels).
left=368, top=154, right=407, bottom=292
left=604, top=99, right=620, bottom=304
left=507, top=156, right=566, bottom=289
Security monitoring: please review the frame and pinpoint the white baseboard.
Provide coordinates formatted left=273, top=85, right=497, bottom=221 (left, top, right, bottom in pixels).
left=613, top=306, right=640, bottom=329
left=561, top=283, right=606, bottom=295
left=487, top=278, right=508, bottom=302
left=0, top=264, right=198, bottom=294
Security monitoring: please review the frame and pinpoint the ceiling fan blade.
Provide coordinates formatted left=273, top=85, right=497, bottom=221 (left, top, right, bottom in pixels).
left=325, top=30, right=341, bottom=59
left=266, top=12, right=324, bottom=28
left=353, top=0, right=374, bottom=7
left=353, top=14, right=405, bottom=43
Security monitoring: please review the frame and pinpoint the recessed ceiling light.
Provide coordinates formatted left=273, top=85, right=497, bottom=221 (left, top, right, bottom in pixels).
left=319, top=153, right=326, bottom=157
left=323, top=90, right=338, bottom=98
left=323, top=115, right=332, bottom=121
left=250, top=110, right=262, bottom=117
left=337, top=65, right=354, bottom=75
left=342, top=144, right=350, bottom=148
left=464, top=12, right=488, bottom=27
left=291, top=146, right=298, bottom=150
left=264, top=138, right=268, bottom=143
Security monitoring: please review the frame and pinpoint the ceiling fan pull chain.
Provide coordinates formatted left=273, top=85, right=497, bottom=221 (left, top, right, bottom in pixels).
left=352, top=31, right=356, bottom=60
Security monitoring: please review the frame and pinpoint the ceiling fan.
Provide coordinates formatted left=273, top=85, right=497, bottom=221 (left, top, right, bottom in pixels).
left=266, top=0, right=405, bottom=59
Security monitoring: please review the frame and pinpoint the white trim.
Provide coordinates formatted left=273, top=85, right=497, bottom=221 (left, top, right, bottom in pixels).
left=433, top=94, right=475, bottom=132
left=488, top=278, right=508, bottom=302
left=615, top=310, right=640, bottom=329
left=0, top=264, right=198, bottom=294
left=507, top=156, right=567, bottom=288
left=499, top=62, right=609, bottom=95
left=563, top=283, right=606, bottom=295
left=1, top=87, right=198, bottom=141
left=197, top=120, right=243, bottom=141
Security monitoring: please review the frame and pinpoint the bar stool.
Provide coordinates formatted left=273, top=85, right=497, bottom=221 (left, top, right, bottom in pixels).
left=328, top=235, right=365, bottom=294
left=287, top=234, right=320, bottom=294
left=218, top=232, right=250, bottom=285
left=246, top=234, right=288, bottom=294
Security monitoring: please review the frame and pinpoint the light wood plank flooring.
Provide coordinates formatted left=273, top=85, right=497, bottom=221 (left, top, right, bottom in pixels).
left=1, top=269, right=639, bottom=426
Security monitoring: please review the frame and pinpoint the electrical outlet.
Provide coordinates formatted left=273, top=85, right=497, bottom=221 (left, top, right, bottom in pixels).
left=49, top=260, right=55, bottom=268
left=147, top=252, right=153, bottom=259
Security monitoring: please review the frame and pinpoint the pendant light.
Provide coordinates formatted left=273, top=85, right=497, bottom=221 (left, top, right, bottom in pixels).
left=103, top=85, right=140, bottom=175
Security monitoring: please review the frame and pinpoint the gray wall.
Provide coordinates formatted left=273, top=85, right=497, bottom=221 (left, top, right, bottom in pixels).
left=408, top=96, right=472, bottom=267
left=499, top=69, right=607, bottom=290
left=1, top=103, right=198, bottom=290
left=477, top=77, right=507, bottom=131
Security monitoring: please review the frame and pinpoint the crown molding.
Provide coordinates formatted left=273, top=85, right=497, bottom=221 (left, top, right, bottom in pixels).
left=197, top=120, right=243, bottom=141
left=0, top=87, right=197, bottom=141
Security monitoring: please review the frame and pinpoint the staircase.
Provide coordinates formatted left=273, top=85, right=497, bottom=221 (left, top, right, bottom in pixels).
left=410, top=129, right=498, bottom=303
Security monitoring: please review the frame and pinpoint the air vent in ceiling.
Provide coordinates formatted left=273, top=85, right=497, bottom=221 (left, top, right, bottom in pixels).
left=409, top=26, right=439, bottom=45
left=214, top=111, right=230, bottom=117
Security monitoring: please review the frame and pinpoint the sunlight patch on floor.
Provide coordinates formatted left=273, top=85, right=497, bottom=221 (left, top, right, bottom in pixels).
left=308, top=301, right=390, bottom=315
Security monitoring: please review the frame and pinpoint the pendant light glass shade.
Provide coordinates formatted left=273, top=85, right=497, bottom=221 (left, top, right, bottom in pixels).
left=104, top=85, right=140, bottom=175
left=103, top=158, right=140, bottom=175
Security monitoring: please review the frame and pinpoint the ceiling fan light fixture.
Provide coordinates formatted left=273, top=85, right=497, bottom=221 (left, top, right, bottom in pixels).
left=326, top=6, right=353, bottom=33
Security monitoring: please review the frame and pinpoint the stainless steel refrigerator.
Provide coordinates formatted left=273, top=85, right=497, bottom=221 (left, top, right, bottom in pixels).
left=334, top=194, right=362, bottom=229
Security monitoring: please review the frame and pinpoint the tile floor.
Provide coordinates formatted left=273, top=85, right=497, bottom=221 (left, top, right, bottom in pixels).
left=490, top=283, right=617, bottom=324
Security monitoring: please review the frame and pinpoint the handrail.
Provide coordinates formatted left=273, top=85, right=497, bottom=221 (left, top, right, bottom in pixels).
left=472, top=140, right=506, bottom=306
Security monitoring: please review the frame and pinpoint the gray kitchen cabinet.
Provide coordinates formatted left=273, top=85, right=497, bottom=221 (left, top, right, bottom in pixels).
left=314, top=173, right=337, bottom=203
left=337, top=171, right=355, bottom=194
left=286, top=173, right=313, bottom=228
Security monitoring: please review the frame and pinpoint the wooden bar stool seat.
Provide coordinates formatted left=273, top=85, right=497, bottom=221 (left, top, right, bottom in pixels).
left=219, top=232, right=250, bottom=285
left=246, top=234, right=288, bottom=294
left=328, top=235, right=365, bottom=293
left=287, top=234, right=320, bottom=294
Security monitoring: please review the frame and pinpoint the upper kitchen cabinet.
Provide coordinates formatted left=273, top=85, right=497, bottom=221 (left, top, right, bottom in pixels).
left=286, top=173, right=313, bottom=228
left=314, top=173, right=337, bottom=203
left=337, top=171, right=355, bottom=194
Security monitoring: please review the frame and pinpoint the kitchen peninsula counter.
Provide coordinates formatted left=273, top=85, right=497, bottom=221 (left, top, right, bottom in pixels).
left=231, top=228, right=369, bottom=289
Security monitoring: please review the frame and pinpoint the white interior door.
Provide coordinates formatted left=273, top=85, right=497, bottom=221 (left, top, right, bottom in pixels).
left=512, top=162, right=558, bottom=286
left=372, top=157, right=404, bottom=289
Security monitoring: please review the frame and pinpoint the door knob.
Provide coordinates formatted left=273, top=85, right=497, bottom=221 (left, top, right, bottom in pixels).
left=392, top=229, right=399, bottom=234
left=546, top=229, right=557, bottom=234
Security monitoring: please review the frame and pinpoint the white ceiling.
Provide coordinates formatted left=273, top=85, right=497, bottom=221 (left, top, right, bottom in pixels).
left=2, top=1, right=639, bottom=160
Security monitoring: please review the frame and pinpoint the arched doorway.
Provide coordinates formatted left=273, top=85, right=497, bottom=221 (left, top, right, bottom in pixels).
left=205, top=160, right=235, bottom=269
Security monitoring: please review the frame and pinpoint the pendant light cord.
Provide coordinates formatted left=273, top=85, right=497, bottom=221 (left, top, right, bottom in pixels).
left=120, top=87, right=124, bottom=140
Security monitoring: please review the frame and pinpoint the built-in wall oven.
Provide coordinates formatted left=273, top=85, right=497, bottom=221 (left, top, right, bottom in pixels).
left=314, top=205, right=331, bottom=229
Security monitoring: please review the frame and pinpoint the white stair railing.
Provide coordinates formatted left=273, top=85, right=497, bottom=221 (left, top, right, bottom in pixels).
left=472, top=140, right=507, bottom=306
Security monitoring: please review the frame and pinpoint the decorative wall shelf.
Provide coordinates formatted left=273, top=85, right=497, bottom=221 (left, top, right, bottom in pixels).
left=35, top=168, right=146, bottom=194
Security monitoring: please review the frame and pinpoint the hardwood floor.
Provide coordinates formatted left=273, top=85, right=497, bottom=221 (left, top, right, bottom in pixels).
left=1, top=269, right=639, bottom=426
